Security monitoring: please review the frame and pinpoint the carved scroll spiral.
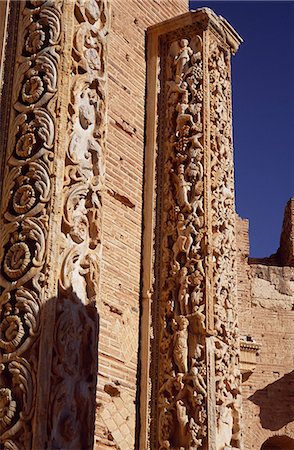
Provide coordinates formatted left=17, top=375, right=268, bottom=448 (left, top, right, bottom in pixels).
left=0, top=1, right=61, bottom=448
left=47, top=1, right=109, bottom=448
left=209, top=38, right=242, bottom=449
left=156, top=35, right=207, bottom=450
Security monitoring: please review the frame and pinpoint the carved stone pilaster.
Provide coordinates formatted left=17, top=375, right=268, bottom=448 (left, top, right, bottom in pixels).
left=47, top=2, right=109, bottom=448
left=143, top=9, right=242, bottom=449
left=0, top=1, right=109, bottom=449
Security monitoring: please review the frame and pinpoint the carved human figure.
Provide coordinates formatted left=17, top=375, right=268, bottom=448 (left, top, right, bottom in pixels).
left=189, top=337, right=203, bottom=368
left=190, top=192, right=204, bottom=225
left=68, top=87, right=104, bottom=183
left=70, top=196, right=88, bottom=244
left=173, top=316, right=189, bottom=374
left=185, top=366, right=207, bottom=397
left=174, top=39, right=193, bottom=83
left=216, top=403, right=233, bottom=450
left=188, top=129, right=203, bottom=151
left=186, top=147, right=203, bottom=183
left=178, top=267, right=190, bottom=315
left=186, top=74, right=198, bottom=103
left=189, top=101, right=202, bottom=130
left=191, top=304, right=205, bottom=333
left=214, top=303, right=226, bottom=334
left=176, top=399, right=203, bottom=449
left=184, top=43, right=202, bottom=80
left=176, top=399, right=189, bottom=444
left=190, top=254, right=205, bottom=279
left=190, top=287, right=203, bottom=313
left=175, top=82, right=196, bottom=131
left=172, top=214, right=196, bottom=262
left=173, top=164, right=191, bottom=210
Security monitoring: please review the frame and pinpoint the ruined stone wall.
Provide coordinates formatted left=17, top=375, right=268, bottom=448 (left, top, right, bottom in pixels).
left=95, top=2, right=188, bottom=448
left=236, top=216, right=294, bottom=450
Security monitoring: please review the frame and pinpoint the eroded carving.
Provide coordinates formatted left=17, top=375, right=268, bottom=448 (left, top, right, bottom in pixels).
left=59, top=0, right=107, bottom=305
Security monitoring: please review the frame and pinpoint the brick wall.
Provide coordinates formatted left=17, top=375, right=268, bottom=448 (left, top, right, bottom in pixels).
left=95, top=2, right=188, bottom=448
left=95, top=2, right=294, bottom=448
left=237, top=215, right=294, bottom=449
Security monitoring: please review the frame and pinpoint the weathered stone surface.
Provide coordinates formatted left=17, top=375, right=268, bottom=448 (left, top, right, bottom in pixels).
left=277, top=198, right=294, bottom=266
left=0, top=1, right=108, bottom=448
left=143, top=9, right=242, bottom=450
left=237, top=214, right=294, bottom=449
left=1, top=2, right=294, bottom=450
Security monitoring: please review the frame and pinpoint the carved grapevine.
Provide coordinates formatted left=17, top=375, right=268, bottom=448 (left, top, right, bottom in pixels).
left=153, top=25, right=242, bottom=450
left=209, top=37, right=242, bottom=449
left=156, top=34, right=208, bottom=450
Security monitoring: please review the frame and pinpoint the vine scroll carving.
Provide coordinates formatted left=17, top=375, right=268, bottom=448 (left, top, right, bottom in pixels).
left=48, top=1, right=108, bottom=447
left=0, top=2, right=62, bottom=447
left=0, top=1, right=109, bottom=448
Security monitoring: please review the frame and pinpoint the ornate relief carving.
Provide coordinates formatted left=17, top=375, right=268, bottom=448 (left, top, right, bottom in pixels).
left=152, top=18, right=242, bottom=449
left=156, top=34, right=207, bottom=450
left=0, top=2, right=62, bottom=448
left=59, top=0, right=108, bottom=302
left=0, top=1, right=108, bottom=446
left=209, top=37, right=241, bottom=449
left=47, top=1, right=109, bottom=448
left=48, top=294, right=98, bottom=449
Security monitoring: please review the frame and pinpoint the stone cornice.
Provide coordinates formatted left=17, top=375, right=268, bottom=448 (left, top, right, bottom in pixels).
left=147, top=8, right=243, bottom=54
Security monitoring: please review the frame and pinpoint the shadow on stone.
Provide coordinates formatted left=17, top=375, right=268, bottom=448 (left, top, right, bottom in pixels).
left=46, top=288, right=99, bottom=450
left=0, top=285, right=99, bottom=449
left=261, top=434, right=294, bottom=450
left=249, top=370, right=294, bottom=431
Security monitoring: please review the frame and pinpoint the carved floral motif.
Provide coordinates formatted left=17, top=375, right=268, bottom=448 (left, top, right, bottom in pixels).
left=47, top=1, right=109, bottom=448
left=1, top=1, right=108, bottom=447
left=0, top=1, right=62, bottom=447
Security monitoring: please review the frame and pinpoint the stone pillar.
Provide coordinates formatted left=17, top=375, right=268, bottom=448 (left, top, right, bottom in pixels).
left=142, top=8, right=242, bottom=449
left=0, top=1, right=108, bottom=449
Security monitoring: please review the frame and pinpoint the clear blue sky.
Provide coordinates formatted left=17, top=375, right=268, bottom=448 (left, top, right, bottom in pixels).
left=189, top=1, right=294, bottom=257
